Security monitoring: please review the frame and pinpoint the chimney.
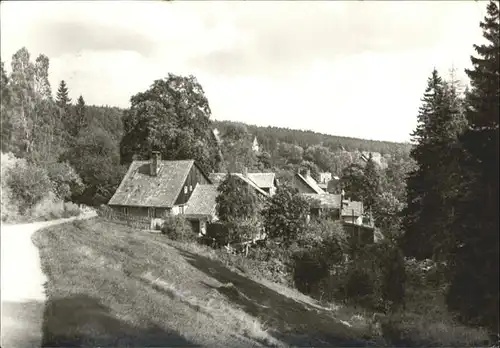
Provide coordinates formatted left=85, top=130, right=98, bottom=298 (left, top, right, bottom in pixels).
left=306, top=169, right=311, bottom=178
left=150, top=151, right=161, bottom=176
left=243, top=166, right=248, bottom=178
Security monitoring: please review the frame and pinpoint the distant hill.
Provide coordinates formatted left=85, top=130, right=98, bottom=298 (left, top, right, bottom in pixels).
left=213, top=120, right=412, bottom=156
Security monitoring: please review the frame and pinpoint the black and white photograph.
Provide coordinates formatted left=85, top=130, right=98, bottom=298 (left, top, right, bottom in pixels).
left=1, top=0, right=498, bottom=347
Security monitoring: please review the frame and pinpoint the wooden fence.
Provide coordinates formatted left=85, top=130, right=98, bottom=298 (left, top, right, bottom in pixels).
left=98, top=209, right=152, bottom=230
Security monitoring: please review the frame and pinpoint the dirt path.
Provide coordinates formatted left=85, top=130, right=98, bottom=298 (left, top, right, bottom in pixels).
left=1, top=212, right=97, bottom=348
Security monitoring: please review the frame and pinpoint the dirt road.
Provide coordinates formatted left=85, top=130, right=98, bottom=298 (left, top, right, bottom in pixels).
left=1, top=212, right=97, bottom=348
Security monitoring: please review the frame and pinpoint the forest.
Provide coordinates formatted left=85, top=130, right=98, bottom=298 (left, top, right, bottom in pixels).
left=0, top=1, right=498, bottom=345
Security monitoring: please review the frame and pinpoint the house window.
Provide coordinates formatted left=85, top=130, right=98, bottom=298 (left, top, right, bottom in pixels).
left=184, top=186, right=188, bottom=194
left=123, top=207, right=129, bottom=215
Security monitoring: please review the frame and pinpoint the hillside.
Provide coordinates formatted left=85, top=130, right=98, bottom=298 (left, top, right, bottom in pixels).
left=213, top=120, right=412, bottom=156
left=33, top=219, right=378, bottom=347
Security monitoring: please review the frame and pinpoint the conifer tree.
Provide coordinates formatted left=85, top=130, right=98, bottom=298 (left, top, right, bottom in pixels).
left=401, top=70, right=447, bottom=260
left=401, top=68, right=466, bottom=261
left=73, top=95, right=87, bottom=136
left=446, top=0, right=499, bottom=332
left=56, top=80, right=71, bottom=108
left=362, top=153, right=380, bottom=211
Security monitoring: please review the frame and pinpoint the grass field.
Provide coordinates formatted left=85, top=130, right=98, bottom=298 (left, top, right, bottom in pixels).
left=32, top=218, right=377, bottom=347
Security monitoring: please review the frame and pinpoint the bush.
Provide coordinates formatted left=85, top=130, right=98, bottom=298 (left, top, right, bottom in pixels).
left=291, top=220, right=349, bottom=296
left=380, top=311, right=490, bottom=347
left=344, top=267, right=379, bottom=309
left=46, top=161, right=85, bottom=200
left=327, top=242, right=407, bottom=312
left=63, top=202, right=82, bottom=218
left=29, top=194, right=82, bottom=221
left=1, top=152, right=83, bottom=222
left=6, top=158, right=53, bottom=214
left=1, top=152, right=19, bottom=221
left=292, top=249, right=329, bottom=294
left=161, top=215, right=196, bottom=242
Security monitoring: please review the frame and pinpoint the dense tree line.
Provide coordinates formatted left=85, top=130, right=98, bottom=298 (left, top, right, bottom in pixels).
left=400, top=1, right=499, bottom=333
left=1, top=47, right=125, bottom=214
left=213, top=120, right=412, bottom=157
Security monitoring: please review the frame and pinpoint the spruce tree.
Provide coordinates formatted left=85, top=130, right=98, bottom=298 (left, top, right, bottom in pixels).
left=401, top=68, right=466, bottom=261
left=401, top=70, right=447, bottom=260
left=446, top=0, right=499, bottom=332
left=73, top=95, right=87, bottom=136
left=56, top=80, right=71, bottom=108
left=362, top=153, right=380, bottom=211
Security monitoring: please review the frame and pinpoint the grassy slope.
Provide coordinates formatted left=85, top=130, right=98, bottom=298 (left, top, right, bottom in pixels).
left=33, top=219, right=376, bottom=347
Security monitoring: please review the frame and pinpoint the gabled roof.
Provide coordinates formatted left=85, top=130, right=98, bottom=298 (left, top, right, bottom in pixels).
left=302, top=193, right=342, bottom=208
left=295, top=173, right=325, bottom=194
left=209, top=172, right=276, bottom=189
left=185, top=184, right=218, bottom=218
left=246, top=173, right=276, bottom=188
left=208, top=172, right=269, bottom=197
left=233, top=174, right=270, bottom=197
left=108, top=160, right=205, bottom=208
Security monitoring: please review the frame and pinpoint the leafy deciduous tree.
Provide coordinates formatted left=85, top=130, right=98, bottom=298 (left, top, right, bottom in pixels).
left=120, top=74, right=222, bottom=173
left=261, top=185, right=310, bottom=245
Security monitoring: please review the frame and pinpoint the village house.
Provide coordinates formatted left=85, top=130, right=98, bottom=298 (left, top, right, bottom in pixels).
left=209, top=168, right=277, bottom=197
left=302, top=191, right=369, bottom=225
left=291, top=169, right=325, bottom=194
left=184, top=184, right=219, bottom=235
left=317, top=172, right=332, bottom=190
left=303, top=190, right=375, bottom=244
left=108, top=151, right=215, bottom=233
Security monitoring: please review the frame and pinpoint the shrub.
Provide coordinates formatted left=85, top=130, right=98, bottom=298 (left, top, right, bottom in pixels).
left=63, top=202, right=82, bottom=218
left=380, top=311, right=490, bottom=347
left=1, top=152, right=19, bottom=221
left=46, top=161, right=85, bottom=200
left=29, top=194, right=82, bottom=221
left=328, top=242, right=407, bottom=312
left=291, top=220, right=349, bottom=296
left=161, top=215, right=196, bottom=242
left=6, top=159, right=53, bottom=214
left=97, top=204, right=113, bottom=217
left=292, top=249, right=329, bottom=294
left=226, top=216, right=263, bottom=245
left=345, top=267, right=380, bottom=310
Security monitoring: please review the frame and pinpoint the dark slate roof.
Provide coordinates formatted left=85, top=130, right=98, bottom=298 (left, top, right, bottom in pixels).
left=108, top=160, right=196, bottom=208
left=302, top=194, right=342, bottom=208
left=342, top=200, right=364, bottom=217
left=185, top=184, right=218, bottom=218
left=296, top=173, right=325, bottom=194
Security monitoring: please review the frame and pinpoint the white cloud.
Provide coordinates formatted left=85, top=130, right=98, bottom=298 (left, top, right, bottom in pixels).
left=0, top=0, right=486, bottom=142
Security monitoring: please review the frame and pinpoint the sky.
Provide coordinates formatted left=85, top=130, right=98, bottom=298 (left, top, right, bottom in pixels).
left=0, top=1, right=487, bottom=143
